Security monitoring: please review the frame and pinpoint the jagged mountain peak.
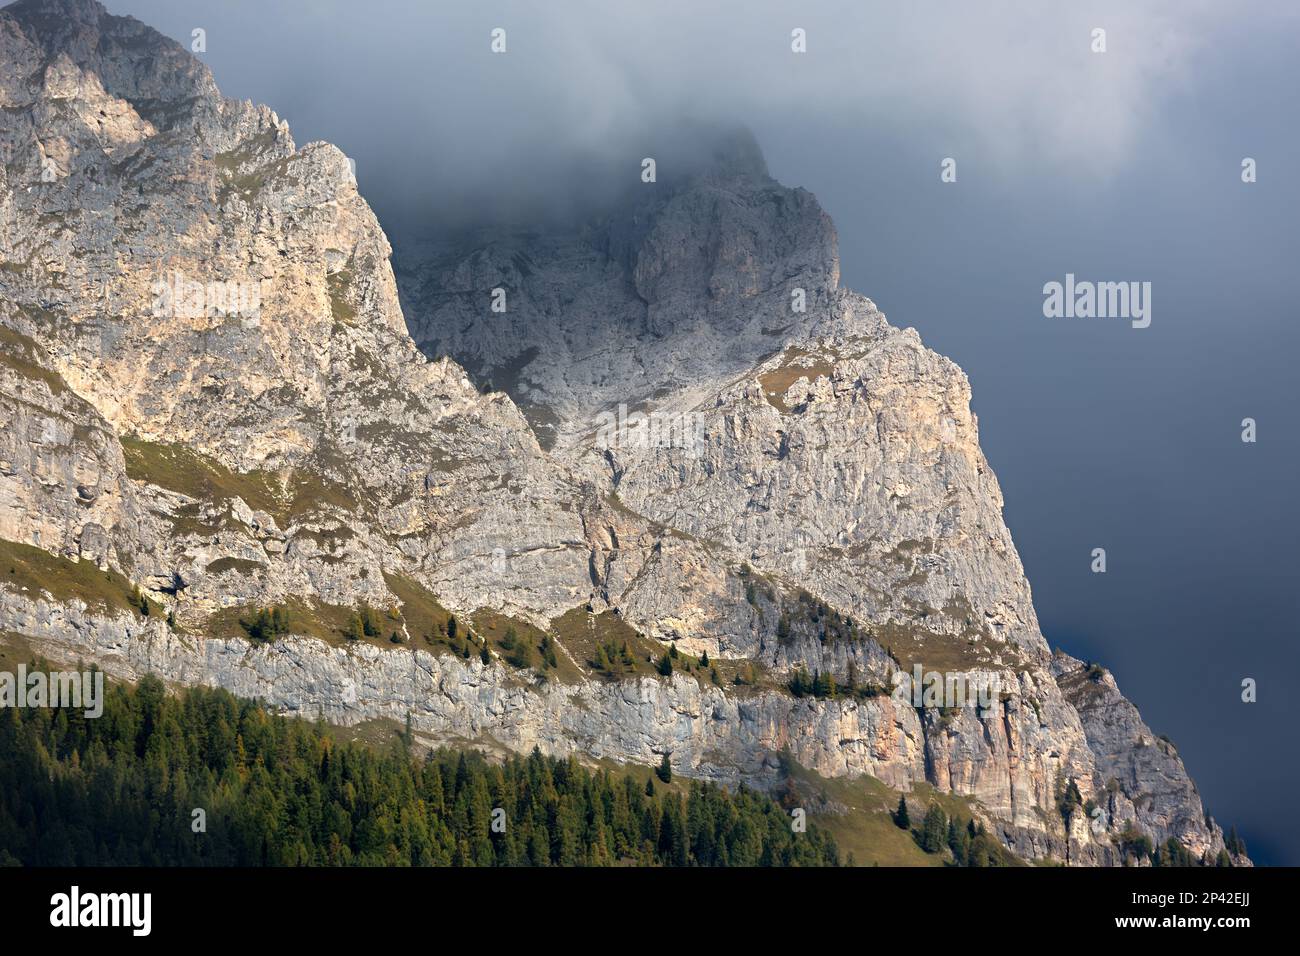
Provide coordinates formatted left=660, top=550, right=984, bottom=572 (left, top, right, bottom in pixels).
left=1, top=0, right=217, bottom=124
left=396, top=129, right=843, bottom=446
left=6, top=0, right=106, bottom=28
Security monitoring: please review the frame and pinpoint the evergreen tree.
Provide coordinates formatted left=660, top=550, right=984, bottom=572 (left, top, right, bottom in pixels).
left=540, top=634, right=559, bottom=669
left=919, top=804, right=947, bottom=853
left=504, top=627, right=532, bottom=669
left=655, top=753, right=672, bottom=784
left=0, top=661, right=843, bottom=868
left=894, top=795, right=910, bottom=830
left=360, top=605, right=380, bottom=637
left=1225, top=825, right=1246, bottom=858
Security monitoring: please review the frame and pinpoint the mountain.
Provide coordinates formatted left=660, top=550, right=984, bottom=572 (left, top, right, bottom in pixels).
left=0, top=0, right=1242, bottom=865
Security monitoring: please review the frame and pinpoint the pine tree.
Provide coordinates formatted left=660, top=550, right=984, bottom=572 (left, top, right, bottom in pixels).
left=947, top=818, right=969, bottom=865
left=0, top=665, right=845, bottom=867
left=506, top=636, right=532, bottom=669
left=1225, top=825, right=1246, bottom=857
left=360, top=605, right=380, bottom=637
left=894, top=795, right=910, bottom=829
left=655, top=753, right=672, bottom=784
left=920, top=804, right=947, bottom=853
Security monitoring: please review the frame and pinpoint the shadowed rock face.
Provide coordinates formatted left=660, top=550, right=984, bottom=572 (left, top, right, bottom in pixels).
left=0, top=0, right=1242, bottom=865
left=394, top=129, right=840, bottom=450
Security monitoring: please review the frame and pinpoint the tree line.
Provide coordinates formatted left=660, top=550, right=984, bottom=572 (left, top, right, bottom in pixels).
left=0, top=669, right=840, bottom=867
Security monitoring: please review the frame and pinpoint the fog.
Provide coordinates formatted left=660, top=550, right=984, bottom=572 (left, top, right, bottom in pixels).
left=105, top=0, right=1300, bottom=863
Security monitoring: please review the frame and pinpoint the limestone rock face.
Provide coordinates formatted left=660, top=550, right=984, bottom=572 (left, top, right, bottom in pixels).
left=2, top=588, right=927, bottom=792
left=0, top=327, right=155, bottom=567
left=395, top=127, right=840, bottom=451
left=0, top=0, right=1238, bottom=865
left=1, top=0, right=592, bottom=626
left=1052, top=652, right=1236, bottom=863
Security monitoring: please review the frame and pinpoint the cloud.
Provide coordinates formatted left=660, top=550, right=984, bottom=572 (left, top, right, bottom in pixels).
left=104, top=0, right=1293, bottom=222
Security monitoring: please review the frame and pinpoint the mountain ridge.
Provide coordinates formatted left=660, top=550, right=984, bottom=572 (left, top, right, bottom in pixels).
left=0, top=0, right=1243, bottom=866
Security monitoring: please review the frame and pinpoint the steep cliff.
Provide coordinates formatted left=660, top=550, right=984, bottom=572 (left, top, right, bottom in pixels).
left=0, top=0, right=1240, bottom=865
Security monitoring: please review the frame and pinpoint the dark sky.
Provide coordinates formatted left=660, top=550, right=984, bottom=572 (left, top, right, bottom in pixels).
left=104, top=0, right=1300, bottom=864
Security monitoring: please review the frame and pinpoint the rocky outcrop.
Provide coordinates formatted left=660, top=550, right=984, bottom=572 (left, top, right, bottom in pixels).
left=1053, top=652, right=1237, bottom=863
left=0, top=0, right=1240, bottom=865
left=2, top=588, right=926, bottom=790
left=395, top=126, right=839, bottom=451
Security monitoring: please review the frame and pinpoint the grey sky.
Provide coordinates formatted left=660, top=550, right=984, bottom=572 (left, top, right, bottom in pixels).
left=104, top=0, right=1300, bottom=863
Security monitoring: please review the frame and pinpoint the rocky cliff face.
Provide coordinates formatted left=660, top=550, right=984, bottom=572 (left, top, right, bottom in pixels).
left=0, top=0, right=1240, bottom=865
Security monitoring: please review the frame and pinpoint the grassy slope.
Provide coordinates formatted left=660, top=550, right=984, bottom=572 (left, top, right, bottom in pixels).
left=0, top=538, right=164, bottom=618
left=783, top=761, right=1016, bottom=867
left=120, top=436, right=355, bottom=527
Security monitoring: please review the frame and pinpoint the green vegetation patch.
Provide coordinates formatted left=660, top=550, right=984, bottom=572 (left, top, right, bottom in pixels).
left=381, top=571, right=460, bottom=651
left=327, top=270, right=356, bottom=323
left=121, top=437, right=356, bottom=525
left=213, top=129, right=299, bottom=204
left=874, top=613, right=1030, bottom=674
left=548, top=607, right=725, bottom=688
left=204, top=598, right=359, bottom=647
left=782, top=762, right=1017, bottom=867
left=550, top=607, right=657, bottom=679
left=204, top=557, right=265, bottom=576
left=0, top=326, right=67, bottom=396
left=472, top=609, right=579, bottom=681
left=121, top=436, right=280, bottom=511
left=0, top=671, right=842, bottom=866
left=0, top=538, right=162, bottom=618
left=758, top=347, right=839, bottom=412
